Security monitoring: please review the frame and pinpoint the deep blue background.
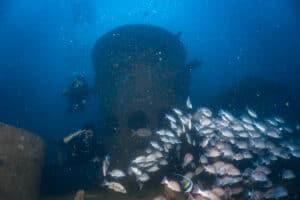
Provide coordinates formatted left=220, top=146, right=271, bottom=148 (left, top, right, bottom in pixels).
left=0, top=0, right=299, bottom=139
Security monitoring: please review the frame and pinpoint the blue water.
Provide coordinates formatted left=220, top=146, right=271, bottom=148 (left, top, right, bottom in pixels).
left=0, top=0, right=300, bottom=198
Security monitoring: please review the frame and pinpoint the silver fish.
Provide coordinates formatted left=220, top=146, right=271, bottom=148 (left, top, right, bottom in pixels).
left=103, top=180, right=127, bottom=193
left=108, top=169, right=126, bottom=178
left=131, top=128, right=152, bottom=137
left=216, top=176, right=242, bottom=186
left=159, top=159, right=168, bottom=166
left=165, top=114, right=176, bottom=123
left=274, top=116, right=285, bottom=124
left=102, top=155, right=110, bottom=177
left=128, top=166, right=142, bottom=176
left=182, top=153, right=194, bottom=168
left=146, top=164, right=160, bottom=173
left=205, top=148, right=221, bottom=158
left=186, top=96, right=192, bottom=109
left=161, top=176, right=181, bottom=192
left=264, top=186, right=288, bottom=199
left=150, top=141, right=163, bottom=151
left=220, top=129, right=234, bottom=138
left=246, top=107, right=258, bottom=118
left=132, top=156, right=146, bottom=164
left=254, top=121, right=267, bottom=133
left=192, top=184, right=221, bottom=200
left=137, top=173, right=150, bottom=183
left=251, top=170, right=268, bottom=182
left=219, top=109, right=235, bottom=122
left=282, top=169, right=296, bottom=180
left=173, top=108, right=183, bottom=116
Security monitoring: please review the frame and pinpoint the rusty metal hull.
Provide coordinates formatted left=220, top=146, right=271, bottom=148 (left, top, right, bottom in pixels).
left=0, top=123, right=44, bottom=200
left=93, top=24, right=189, bottom=167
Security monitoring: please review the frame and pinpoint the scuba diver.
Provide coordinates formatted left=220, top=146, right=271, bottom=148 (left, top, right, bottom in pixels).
left=63, top=74, right=91, bottom=113
left=41, top=124, right=107, bottom=192
left=62, top=123, right=106, bottom=165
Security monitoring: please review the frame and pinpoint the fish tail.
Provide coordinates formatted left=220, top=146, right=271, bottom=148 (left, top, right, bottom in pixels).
left=192, top=183, right=200, bottom=194
left=161, top=176, right=168, bottom=184
left=102, top=179, right=108, bottom=187
left=131, top=129, right=136, bottom=137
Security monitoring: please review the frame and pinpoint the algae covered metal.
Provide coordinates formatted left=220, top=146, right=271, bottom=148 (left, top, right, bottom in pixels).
left=92, top=24, right=190, bottom=166
left=0, top=123, right=44, bottom=200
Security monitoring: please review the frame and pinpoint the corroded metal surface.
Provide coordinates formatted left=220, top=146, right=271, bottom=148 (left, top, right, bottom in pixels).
left=92, top=24, right=189, bottom=167
left=0, top=123, right=44, bottom=200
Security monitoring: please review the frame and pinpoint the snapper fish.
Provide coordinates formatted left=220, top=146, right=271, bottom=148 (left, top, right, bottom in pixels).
left=220, top=129, right=234, bottom=138
left=131, top=128, right=152, bottom=137
left=291, top=149, right=300, bottom=158
left=150, top=141, right=163, bottom=151
left=186, top=96, right=193, bottom=109
left=281, top=169, right=296, bottom=180
left=128, top=166, right=142, bottom=176
left=165, top=114, right=177, bottom=123
left=182, top=153, right=194, bottom=168
left=146, top=164, right=160, bottom=173
left=173, top=108, right=183, bottom=116
left=102, top=180, right=127, bottom=194
left=137, top=173, right=150, bottom=182
left=199, top=155, right=208, bottom=164
left=132, top=155, right=146, bottom=164
left=200, top=107, right=213, bottom=118
left=218, top=109, right=235, bottom=122
left=251, top=170, right=268, bottom=182
left=192, top=184, right=221, bottom=200
left=108, top=169, right=126, bottom=178
left=274, top=116, right=285, bottom=124
left=102, top=155, right=110, bottom=177
left=246, top=107, right=258, bottom=118
left=161, top=176, right=181, bottom=192
left=215, top=176, right=242, bottom=186
left=264, top=186, right=288, bottom=199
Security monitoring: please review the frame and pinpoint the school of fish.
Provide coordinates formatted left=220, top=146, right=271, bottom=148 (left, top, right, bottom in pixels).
left=101, top=97, right=299, bottom=199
